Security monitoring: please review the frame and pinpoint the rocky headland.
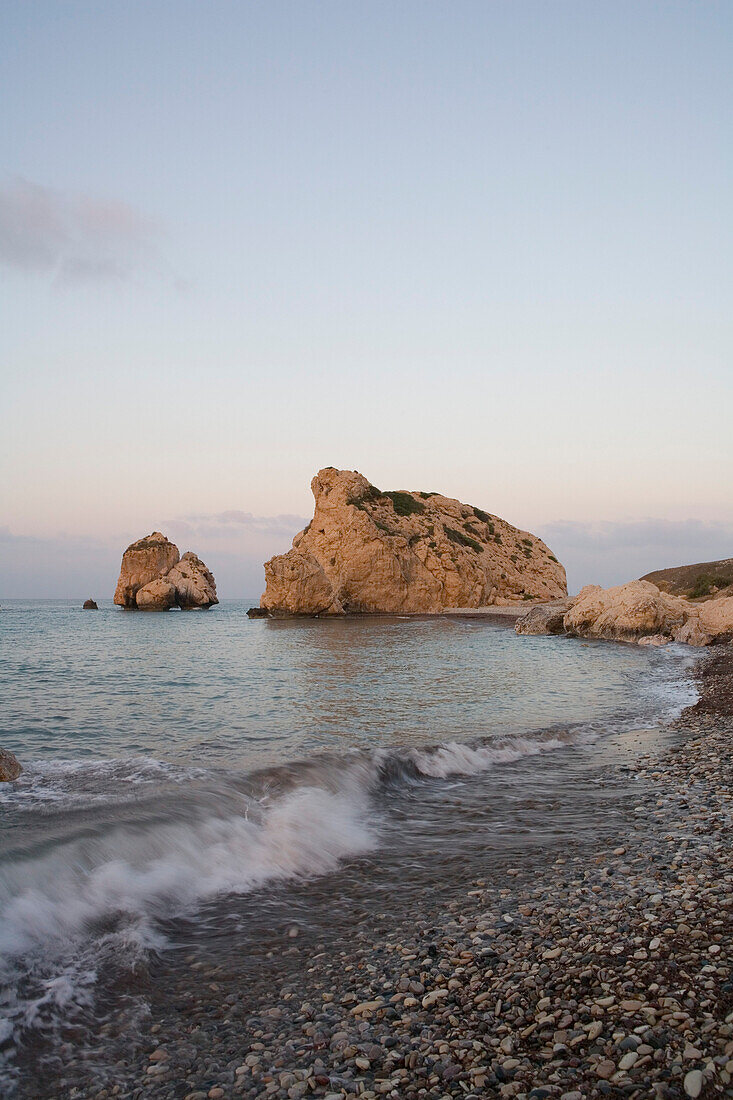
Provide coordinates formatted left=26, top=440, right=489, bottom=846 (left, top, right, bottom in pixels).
left=114, top=532, right=218, bottom=610
left=258, top=468, right=567, bottom=616
left=516, top=579, right=733, bottom=648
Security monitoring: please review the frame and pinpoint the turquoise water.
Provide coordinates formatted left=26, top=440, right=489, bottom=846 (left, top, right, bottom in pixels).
left=0, top=599, right=696, bottom=1091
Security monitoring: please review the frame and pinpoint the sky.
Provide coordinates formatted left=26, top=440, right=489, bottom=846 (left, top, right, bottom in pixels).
left=2, top=1, right=732, bottom=597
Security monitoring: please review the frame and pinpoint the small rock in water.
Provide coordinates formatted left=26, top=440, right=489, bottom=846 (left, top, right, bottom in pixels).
left=82, top=598, right=98, bottom=610
left=0, top=749, right=22, bottom=782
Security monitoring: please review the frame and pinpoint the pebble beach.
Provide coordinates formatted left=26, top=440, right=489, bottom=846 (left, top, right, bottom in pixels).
left=37, top=644, right=731, bottom=1100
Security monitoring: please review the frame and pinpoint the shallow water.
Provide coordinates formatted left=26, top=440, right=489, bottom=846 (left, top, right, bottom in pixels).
left=0, top=599, right=697, bottom=1091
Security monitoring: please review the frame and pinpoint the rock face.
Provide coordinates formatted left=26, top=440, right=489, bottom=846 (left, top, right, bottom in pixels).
left=260, top=468, right=567, bottom=615
left=114, top=532, right=218, bottom=610
left=135, top=577, right=177, bottom=610
left=0, top=749, right=22, bottom=782
left=82, top=598, right=98, bottom=610
left=563, top=581, right=689, bottom=643
left=166, top=552, right=218, bottom=610
left=515, top=603, right=570, bottom=636
left=696, top=595, right=733, bottom=643
left=114, top=532, right=180, bottom=607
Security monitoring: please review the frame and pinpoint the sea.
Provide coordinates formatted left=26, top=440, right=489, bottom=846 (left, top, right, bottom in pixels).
left=0, top=598, right=698, bottom=1094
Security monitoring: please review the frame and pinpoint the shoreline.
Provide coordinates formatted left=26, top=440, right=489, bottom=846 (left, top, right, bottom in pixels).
left=22, top=644, right=731, bottom=1100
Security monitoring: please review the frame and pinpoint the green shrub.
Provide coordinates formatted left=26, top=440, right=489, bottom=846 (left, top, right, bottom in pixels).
left=348, top=484, right=383, bottom=508
left=473, top=507, right=491, bottom=525
left=689, top=573, right=732, bottom=598
left=384, top=491, right=426, bottom=516
left=521, top=538, right=533, bottom=547
left=444, top=525, right=483, bottom=553
left=418, top=491, right=438, bottom=499
left=463, top=522, right=483, bottom=539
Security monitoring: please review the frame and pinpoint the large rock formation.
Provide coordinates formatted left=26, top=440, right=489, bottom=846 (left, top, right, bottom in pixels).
left=260, top=468, right=567, bottom=615
left=114, top=533, right=218, bottom=610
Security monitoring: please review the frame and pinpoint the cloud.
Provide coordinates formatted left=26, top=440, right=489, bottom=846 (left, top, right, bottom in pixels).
left=5, top=514, right=730, bottom=601
left=165, top=511, right=308, bottom=541
left=0, top=514, right=307, bottom=599
left=537, top=518, right=733, bottom=593
left=0, top=177, right=165, bottom=284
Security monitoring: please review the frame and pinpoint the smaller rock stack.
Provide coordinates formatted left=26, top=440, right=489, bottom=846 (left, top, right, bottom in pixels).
left=113, top=532, right=218, bottom=610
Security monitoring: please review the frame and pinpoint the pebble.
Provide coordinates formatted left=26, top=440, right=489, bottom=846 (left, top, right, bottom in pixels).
left=684, top=1068, right=704, bottom=1097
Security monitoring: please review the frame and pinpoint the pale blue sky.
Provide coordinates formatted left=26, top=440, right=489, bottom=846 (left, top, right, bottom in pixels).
left=2, top=1, right=732, bottom=596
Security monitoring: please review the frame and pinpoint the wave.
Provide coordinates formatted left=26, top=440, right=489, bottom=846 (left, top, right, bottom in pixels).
left=0, top=715, right=670, bottom=1081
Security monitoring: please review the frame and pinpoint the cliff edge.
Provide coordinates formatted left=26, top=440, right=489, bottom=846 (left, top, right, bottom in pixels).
left=260, top=468, right=566, bottom=615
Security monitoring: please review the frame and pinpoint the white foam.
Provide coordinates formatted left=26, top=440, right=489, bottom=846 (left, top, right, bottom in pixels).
left=407, top=731, right=583, bottom=779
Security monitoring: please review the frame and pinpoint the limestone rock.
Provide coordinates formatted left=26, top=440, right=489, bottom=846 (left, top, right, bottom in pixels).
left=114, top=533, right=218, bottom=610
left=83, top=598, right=98, bottom=610
left=114, top=532, right=180, bottom=608
left=563, top=580, right=689, bottom=642
left=135, top=577, right=177, bottom=610
left=697, top=595, right=733, bottom=642
left=0, top=748, right=22, bottom=782
left=262, top=548, right=343, bottom=616
left=672, top=616, right=713, bottom=647
left=260, top=468, right=567, bottom=615
left=515, top=603, right=570, bottom=636
left=166, top=552, right=219, bottom=609
left=638, top=633, right=671, bottom=647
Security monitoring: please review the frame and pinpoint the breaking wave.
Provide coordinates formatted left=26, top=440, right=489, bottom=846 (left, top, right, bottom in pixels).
left=0, top=724, right=596, bottom=1080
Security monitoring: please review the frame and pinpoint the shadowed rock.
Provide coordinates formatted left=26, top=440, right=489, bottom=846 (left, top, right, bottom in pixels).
left=82, top=598, right=98, bottom=610
left=515, top=603, right=569, bottom=636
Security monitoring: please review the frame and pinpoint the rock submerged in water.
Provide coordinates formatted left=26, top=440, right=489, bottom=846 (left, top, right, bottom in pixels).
left=0, top=749, right=22, bottom=782
left=259, top=468, right=567, bottom=616
left=82, top=598, right=98, bottom=610
left=113, top=532, right=218, bottom=610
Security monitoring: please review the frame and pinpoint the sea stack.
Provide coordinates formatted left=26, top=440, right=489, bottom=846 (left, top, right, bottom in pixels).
left=258, top=468, right=566, bottom=615
left=114, top=532, right=218, bottom=610
left=83, top=598, right=98, bottom=610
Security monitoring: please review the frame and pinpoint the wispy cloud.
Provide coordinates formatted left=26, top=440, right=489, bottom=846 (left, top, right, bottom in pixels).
left=537, top=518, right=733, bottom=592
left=0, top=177, right=167, bottom=284
left=165, top=511, right=308, bottom=541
